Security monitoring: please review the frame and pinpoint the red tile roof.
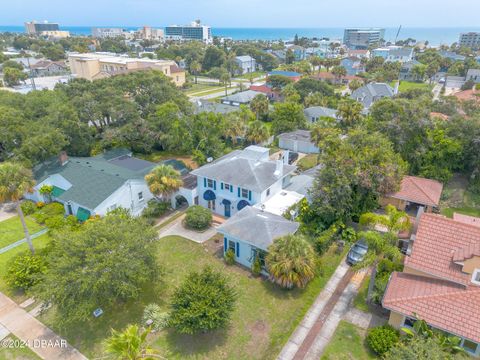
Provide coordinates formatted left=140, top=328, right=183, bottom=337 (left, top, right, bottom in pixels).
left=388, top=176, right=443, bottom=207
left=452, top=89, right=480, bottom=102
left=169, top=65, right=184, bottom=73
left=383, top=272, right=480, bottom=342
left=430, top=112, right=449, bottom=121
left=406, top=213, right=480, bottom=285
left=454, top=213, right=480, bottom=228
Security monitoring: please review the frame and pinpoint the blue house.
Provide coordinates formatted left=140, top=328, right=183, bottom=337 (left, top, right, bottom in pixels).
left=217, top=206, right=299, bottom=272
left=340, top=57, right=365, bottom=75
left=190, top=146, right=296, bottom=218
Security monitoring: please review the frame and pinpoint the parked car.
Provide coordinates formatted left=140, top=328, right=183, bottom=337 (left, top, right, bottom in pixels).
left=346, top=239, right=369, bottom=265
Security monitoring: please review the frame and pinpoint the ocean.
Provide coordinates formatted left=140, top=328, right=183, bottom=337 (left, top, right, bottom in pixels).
left=1, top=26, right=480, bottom=46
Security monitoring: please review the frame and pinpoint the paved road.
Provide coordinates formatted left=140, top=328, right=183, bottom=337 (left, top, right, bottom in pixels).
left=0, top=292, right=87, bottom=360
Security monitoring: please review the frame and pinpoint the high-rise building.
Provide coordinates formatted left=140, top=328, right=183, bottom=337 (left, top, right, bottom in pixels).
left=165, top=20, right=212, bottom=43
left=343, top=28, right=385, bottom=49
left=459, top=32, right=480, bottom=49
left=135, top=26, right=164, bottom=41
left=25, top=21, right=60, bottom=35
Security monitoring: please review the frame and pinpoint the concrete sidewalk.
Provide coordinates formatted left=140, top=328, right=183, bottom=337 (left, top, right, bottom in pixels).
left=0, top=292, right=87, bottom=360
left=278, top=261, right=352, bottom=360
left=0, top=228, right=49, bottom=254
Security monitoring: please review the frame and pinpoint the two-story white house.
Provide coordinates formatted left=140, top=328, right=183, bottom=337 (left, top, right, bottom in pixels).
left=190, top=146, right=296, bottom=218
left=25, top=149, right=157, bottom=221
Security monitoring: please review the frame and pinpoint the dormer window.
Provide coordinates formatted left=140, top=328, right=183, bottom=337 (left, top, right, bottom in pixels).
left=472, top=269, right=480, bottom=285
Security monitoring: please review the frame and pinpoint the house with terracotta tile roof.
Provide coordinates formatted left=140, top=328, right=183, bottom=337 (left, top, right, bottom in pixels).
left=380, top=175, right=443, bottom=215
left=383, top=213, right=480, bottom=356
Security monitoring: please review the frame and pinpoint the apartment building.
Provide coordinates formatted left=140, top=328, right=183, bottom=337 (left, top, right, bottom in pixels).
left=459, top=32, right=480, bottom=49
left=25, top=21, right=60, bottom=34
left=343, top=28, right=385, bottom=49
left=68, top=53, right=185, bottom=86
left=165, top=20, right=212, bottom=43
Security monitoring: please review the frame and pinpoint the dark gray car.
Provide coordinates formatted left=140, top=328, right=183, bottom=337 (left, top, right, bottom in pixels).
left=346, top=239, right=369, bottom=265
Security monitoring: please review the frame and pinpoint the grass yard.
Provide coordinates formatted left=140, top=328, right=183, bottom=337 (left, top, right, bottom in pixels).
left=297, top=154, right=319, bottom=172
left=0, top=335, right=41, bottom=360
left=0, top=216, right=44, bottom=249
left=353, top=275, right=370, bottom=312
left=237, top=71, right=266, bottom=80
left=134, top=151, right=198, bottom=170
left=397, top=81, right=433, bottom=93
left=39, top=235, right=347, bottom=359
left=440, top=174, right=480, bottom=218
left=321, top=320, right=377, bottom=360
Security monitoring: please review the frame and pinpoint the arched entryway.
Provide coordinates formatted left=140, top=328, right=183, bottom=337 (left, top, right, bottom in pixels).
left=175, top=195, right=188, bottom=209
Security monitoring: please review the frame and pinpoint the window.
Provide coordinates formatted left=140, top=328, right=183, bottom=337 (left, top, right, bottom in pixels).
left=138, top=192, right=144, bottom=201
left=241, top=188, right=249, bottom=198
left=462, top=339, right=478, bottom=354
left=228, top=240, right=236, bottom=252
left=266, top=188, right=271, bottom=197
left=472, top=269, right=480, bottom=285
left=207, top=179, right=214, bottom=188
left=403, top=317, right=416, bottom=328
left=224, top=183, right=231, bottom=191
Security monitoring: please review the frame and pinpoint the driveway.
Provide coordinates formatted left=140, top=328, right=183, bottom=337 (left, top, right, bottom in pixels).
left=157, top=214, right=219, bottom=243
left=0, top=292, right=87, bottom=360
left=278, top=262, right=368, bottom=360
left=0, top=202, right=16, bottom=222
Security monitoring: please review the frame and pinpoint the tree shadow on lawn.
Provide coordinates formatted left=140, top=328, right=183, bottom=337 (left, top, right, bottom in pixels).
left=163, top=327, right=229, bottom=357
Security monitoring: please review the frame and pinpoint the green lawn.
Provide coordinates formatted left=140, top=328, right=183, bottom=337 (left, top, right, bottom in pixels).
left=0, top=335, right=41, bottom=360
left=440, top=174, right=480, bottom=218
left=321, top=320, right=377, bottom=360
left=297, top=154, right=319, bottom=172
left=39, top=235, right=347, bottom=359
left=397, top=81, right=432, bottom=93
left=237, top=71, right=266, bottom=80
left=353, top=275, right=370, bottom=312
left=0, top=216, right=44, bottom=249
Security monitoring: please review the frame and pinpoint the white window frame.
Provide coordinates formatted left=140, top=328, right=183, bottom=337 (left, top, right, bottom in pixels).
left=472, top=269, right=480, bottom=285
left=138, top=192, right=144, bottom=201
left=241, top=188, right=249, bottom=199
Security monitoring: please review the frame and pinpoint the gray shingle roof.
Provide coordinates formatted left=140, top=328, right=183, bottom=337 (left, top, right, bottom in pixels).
left=351, top=82, right=395, bottom=108
left=191, top=149, right=296, bottom=193
left=236, top=55, right=255, bottom=62
left=278, top=130, right=313, bottom=142
left=304, top=106, right=338, bottom=120
left=221, top=90, right=262, bottom=104
left=193, top=100, right=239, bottom=115
left=33, top=149, right=156, bottom=210
left=217, top=206, right=299, bottom=250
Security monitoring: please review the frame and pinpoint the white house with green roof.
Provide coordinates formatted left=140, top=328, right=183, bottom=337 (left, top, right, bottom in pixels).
left=25, top=149, right=157, bottom=221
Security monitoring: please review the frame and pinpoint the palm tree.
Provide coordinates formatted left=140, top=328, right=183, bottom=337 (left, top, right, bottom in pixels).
left=224, top=114, right=246, bottom=145
left=249, top=94, right=269, bottom=120
left=105, top=324, right=162, bottom=360
left=336, top=99, right=364, bottom=130
left=0, top=162, right=36, bottom=255
left=190, top=61, right=202, bottom=84
left=266, top=234, right=316, bottom=289
left=331, top=65, right=347, bottom=82
left=309, top=55, right=322, bottom=75
left=220, top=71, right=231, bottom=96
left=144, top=165, right=183, bottom=201
left=246, top=120, right=269, bottom=145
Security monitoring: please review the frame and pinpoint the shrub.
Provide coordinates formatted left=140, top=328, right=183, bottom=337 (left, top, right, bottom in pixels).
left=142, top=200, right=169, bottom=219
left=367, top=325, right=399, bottom=355
left=315, top=223, right=339, bottom=255
left=45, top=215, right=65, bottom=231
left=251, top=256, right=261, bottom=276
left=185, top=205, right=212, bottom=230
left=36, top=201, right=45, bottom=208
left=224, top=249, right=235, bottom=265
left=21, top=201, right=37, bottom=216
left=169, top=266, right=236, bottom=334
left=142, top=303, right=169, bottom=331
left=6, top=254, right=47, bottom=290
left=33, top=202, right=65, bottom=224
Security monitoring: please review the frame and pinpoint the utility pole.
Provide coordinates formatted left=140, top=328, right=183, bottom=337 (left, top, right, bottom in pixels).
left=25, top=51, right=36, bottom=91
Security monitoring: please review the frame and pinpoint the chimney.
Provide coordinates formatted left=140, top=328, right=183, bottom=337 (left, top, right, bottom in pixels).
left=274, top=159, right=283, bottom=178
left=59, top=151, right=69, bottom=166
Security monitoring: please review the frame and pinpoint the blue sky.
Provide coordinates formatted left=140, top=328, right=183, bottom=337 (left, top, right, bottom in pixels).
left=3, top=0, right=480, bottom=27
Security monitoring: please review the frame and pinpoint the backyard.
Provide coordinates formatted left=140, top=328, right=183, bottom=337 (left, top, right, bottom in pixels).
left=440, top=174, right=480, bottom=218
left=321, top=320, right=377, bottom=360
left=37, top=235, right=347, bottom=359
